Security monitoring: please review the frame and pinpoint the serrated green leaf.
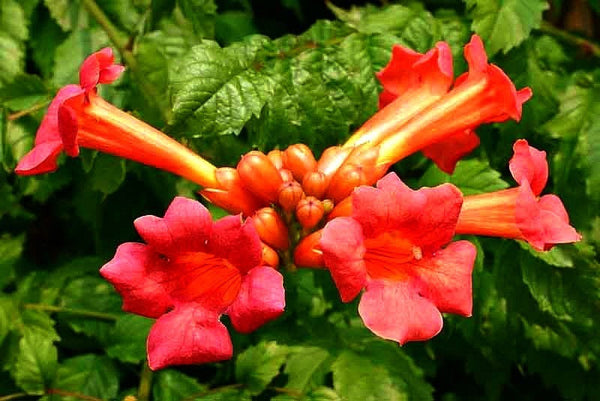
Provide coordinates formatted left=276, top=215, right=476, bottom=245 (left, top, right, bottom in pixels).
left=14, top=331, right=58, bottom=394
left=98, top=0, right=141, bottom=33
left=465, top=0, right=548, bottom=56
left=518, top=241, right=574, bottom=268
left=235, top=341, right=289, bottom=395
left=89, top=153, right=127, bottom=195
left=0, top=0, right=28, bottom=86
left=328, top=3, right=440, bottom=52
left=0, top=74, right=50, bottom=111
left=0, top=297, right=18, bottom=346
left=53, top=28, right=110, bottom=87
left=0, top=233, right=23, bottom=289
left=43, top=0, right=87, bottom=32
left=1, top=0, right=28, bottom=42
left=521, top=319, right=578, bottom=358
left=170, top=35, right=274, bottom=136
left=106, top=315, right=153, bottom=363
left=419, top=159, right=509, bottom=195
left=20, top=310, right=60, bottom=342
left=49, top=354, right=119, bottom=400
left=152, top=369, right=207, bottom=400
left=284, top=346, right=331, bottom=391
left=178, top=0, right=217, bottom=38
left=544, top=79, right=600, bottom=201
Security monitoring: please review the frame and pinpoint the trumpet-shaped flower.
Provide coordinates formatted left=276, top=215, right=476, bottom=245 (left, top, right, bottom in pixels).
left=320, top=173, right=476, bottom=344
left=15, top=48, right=218, bottom=190
left=100, top=197, right=285, bottom=370
left=456, top=140, right=581, bottom=250
left=375, top=35, right=532, bottom=173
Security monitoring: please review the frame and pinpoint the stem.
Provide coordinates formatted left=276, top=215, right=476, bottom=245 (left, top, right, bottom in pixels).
left=23, top=303, right=120, bottom=321
left=8, top=100, right=51, bottom=121
left=137, top=362, right=153, bottom=401
left=539, top=21, right=600, bottom=58
left=81, top=0, right=171, bottom=122
left=0, top=393, right=28, bottom=401
left=46, top=389, right=103, bottom=401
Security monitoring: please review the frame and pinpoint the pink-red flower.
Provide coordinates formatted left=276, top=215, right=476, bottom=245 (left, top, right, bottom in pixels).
left=456, top=140, right=581, bottom=250
left=319, top=173, right=476, bottom=344
left=100, top=197, right=285, bottom=370
left=15, top=48, right=218, bottom=190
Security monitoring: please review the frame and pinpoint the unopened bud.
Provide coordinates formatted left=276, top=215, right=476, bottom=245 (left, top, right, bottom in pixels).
left=278, top=181, right=304, bottom=212
left=279, top=168, right=294, bottom=182
left=261, top=242, right=280, bottom=268
left=296, top=196, right=324, bottom=230
left=252, top=207, right=290, bottom=250
left=321, top=199, right=334, bottom=214
left=237, top=151, right=283, bottom=203
left=282, top=144, right=317, bottom=181
left=294, top=230, right=325, bottom=268
left=317, top=146, right=352, bottom=177
left=267, top=149, right=284, bottom=170
left=326, top=164, right=365, bottom=203
left=200, top=167, right=264, bottom=216
left=302, top=171, right=328, bottom=199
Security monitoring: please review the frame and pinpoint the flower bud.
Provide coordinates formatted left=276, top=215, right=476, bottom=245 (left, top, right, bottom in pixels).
left=294, top=230, right=325, bottom=268
left=278, top=181, right=304, bottom=212
left=252, top=207, right=290, bottom=250
left=296, top=196, right=324, bottom=230
left=326, top=164, right=366, bottom=203
left=321, top=199, right=334, bottom=214
left=200, top=167, right=264, bottom=216
left=237, top=151, right=283, bottom=203
left=267, top=149, right=284, bottom=170
left=282, top=144, right=317, bottom=181
left=279, top=168, right=295, bottom=182
left=328, top=196, right=352, bottom=220
left=302, top=171, right=328, bottom=199
left=261, top=242, right=280, bottom=268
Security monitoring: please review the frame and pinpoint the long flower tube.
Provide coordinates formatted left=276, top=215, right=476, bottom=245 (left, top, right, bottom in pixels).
left=455, top=140, right=581, bottom=250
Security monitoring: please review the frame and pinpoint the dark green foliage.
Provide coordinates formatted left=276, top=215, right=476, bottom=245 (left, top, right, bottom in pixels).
left=1, top=0, right=599, bottom=400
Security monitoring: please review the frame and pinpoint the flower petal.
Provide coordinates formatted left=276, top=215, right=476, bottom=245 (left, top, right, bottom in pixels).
left=209, top=215, right=262, bottom=274
left=320, top=217, right=367, bottom=302
left=421, top=129, right=480, bottom=174
left=509, top=139, right=548, bottom=196
left=515, top=184, right=581, bottom=251
left=15, top=141, right=63, bottom=175
left=147, top=305, right=232, bottom=370
left=79, top=48, right=124, bottom=91
left=358, top=279, right=443, bottom=345
left=134, top=197, right=213, bottom=255
left=100, top=243, right=172, bottom=318
left=411, top=240, right=476, bottom=316
left=227, top=266, right=285, bottom=333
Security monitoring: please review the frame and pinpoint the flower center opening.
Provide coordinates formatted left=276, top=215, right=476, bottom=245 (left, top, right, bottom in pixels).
left=167, top=252, right=242, bottom=311
left=363, top=231, right=422, bottom=281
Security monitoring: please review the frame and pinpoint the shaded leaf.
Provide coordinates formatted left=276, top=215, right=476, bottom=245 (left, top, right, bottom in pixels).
left=106, top=315, right=153, bottom=363
left=235, top=341, right=289, bottom=395
left=49, top=354, right=119, bottom=400
left=419, top=159, right=509, bottom=195
left=14, top=331, right=58, bottom=394
left=152, top=369, right=207, bottom=400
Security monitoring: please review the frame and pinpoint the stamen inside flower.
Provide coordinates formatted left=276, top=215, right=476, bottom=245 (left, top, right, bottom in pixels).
left=363, top=231, right=421, bottom=281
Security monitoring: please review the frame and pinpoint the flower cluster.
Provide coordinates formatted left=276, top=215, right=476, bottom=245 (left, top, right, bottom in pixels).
left=16, top=36, right=581, bottom=370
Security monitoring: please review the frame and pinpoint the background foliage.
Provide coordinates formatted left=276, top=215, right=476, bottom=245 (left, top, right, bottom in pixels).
left=1, top=0, right=599, bottom=400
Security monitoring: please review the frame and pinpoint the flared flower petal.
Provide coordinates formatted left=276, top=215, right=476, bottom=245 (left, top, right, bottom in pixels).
left=320, top=173, right=474, bottom=344
left=421, top=129, right=480, bottom=174
left=358, top=279, right=443, bottom=345
left=102, top=197, right=284, bottom=370
left=227, top=266, right=285, bottom=333
left=147, top=305, right=232, bottom=370
left=99, top=243, right=172, bottom=318
left=509, top=139, right=548, bottom=196
left=79, top=48, right=125, bottom=91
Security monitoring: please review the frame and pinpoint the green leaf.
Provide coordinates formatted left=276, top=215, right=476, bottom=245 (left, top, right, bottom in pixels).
left=14, top=331, right=58, bottom=394
left=328, top=3, right=441, bottom=52
left=0, top=234, right=23, bottom=289
left=106, top=315, right=153, bottom=363
left=518, top=241, right=574, bottom=268
left=0, top=0, right=28, bottom=42
left=419, top=159, right=509, bottom=195
left=465, top=0, right=548, bottom=55
left=235, top=341, right=289, bottom=395
left=332, top=348, right=433, bottom=401
left=53, top=28, right=110, bottom=87
left=0, top=74, right=50, bottom=111
left=97, top=0, right=141, bottom=33
left=284, top=346, right=332, bottom=391
left=20, top=310, right=60, bottom=342
left=50, top=354, right=119, bottom=400
left=0, top=0, right=28, bottom=86
left=89, top=153, right=127, bottom=195
left=521, top=319, right=578, bottom=358
left=170, top=35, right=274, bottom=136
left=215, top=11, right=258, bottom=45
left=43, top=0, right=87, bottom=32
left=544, top=77, right=600, bottom=201
left=152, top=369, right=207, bottom=400
left=178, top=0, right=217, bottom=38
left=195, top=389, right=251, bottom=401
left=0, top=297, right=18, bottom=346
